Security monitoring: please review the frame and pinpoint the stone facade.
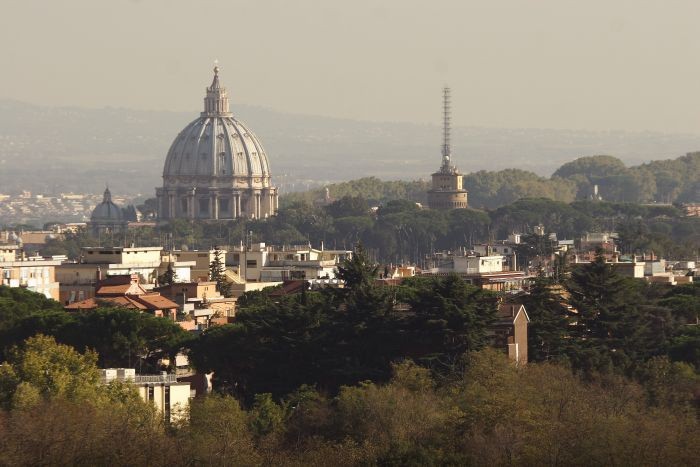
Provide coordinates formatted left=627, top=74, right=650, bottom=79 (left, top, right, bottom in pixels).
left=427, top=164, right=468, bottom=209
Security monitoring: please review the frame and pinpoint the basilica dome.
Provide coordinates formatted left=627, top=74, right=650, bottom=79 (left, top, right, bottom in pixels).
left=156, top=65, right=278, bottom=221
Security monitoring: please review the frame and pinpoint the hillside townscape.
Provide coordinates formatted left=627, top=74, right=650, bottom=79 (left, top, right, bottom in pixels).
left=2, top=2, right=700, bottom=465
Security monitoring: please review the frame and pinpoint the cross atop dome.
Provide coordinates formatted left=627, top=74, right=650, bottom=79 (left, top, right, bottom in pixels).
left=210, top=59, right=221, bottom=89
left=203, top=62, right=231, bottom=116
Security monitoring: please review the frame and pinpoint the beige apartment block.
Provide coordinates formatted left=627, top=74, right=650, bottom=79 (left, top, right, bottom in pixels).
left=1, top=244, right=61, bottom=300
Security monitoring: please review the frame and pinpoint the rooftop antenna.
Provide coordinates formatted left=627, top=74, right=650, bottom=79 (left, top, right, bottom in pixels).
left=441, top=87, right=451, bottom=169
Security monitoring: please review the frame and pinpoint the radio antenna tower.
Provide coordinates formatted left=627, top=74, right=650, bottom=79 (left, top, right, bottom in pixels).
left=441, top=86, right=451, bottom=170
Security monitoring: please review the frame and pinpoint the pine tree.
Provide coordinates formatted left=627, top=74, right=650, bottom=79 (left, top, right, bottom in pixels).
left=566, top=248, right=644, bottom=371
left=336, top=243, right=378, bottom=290
left=158, top=262, right=177, bottom=286
left=522, top=269, right=571, bottom=362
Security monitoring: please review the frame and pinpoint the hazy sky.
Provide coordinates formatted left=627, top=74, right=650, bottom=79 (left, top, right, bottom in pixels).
left=2, top=0, right=699, bottom=133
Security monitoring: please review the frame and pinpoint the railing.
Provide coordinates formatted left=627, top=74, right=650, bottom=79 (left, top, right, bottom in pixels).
left=101, top=374, right=179, bottom=384
left=133, top=374, right=179, bottom=383
left=266, top=260, right=337, bottom=267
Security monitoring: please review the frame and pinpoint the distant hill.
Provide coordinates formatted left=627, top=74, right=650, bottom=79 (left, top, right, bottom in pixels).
left=1, top=99, right=700, bottom=197
left=285, top=153, right=700, bottom=209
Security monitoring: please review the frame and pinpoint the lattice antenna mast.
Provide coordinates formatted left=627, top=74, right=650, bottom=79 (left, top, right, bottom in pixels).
left=441, top=86, right=451, bottom=170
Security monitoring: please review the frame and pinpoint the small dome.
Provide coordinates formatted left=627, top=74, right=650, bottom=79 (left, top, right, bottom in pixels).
left=91, top=188, right=123, bottom=221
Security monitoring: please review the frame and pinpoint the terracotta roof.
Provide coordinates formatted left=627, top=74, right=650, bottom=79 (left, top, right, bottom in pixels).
left=65, top=298, right=99, bottom=310
left=95, top=274, right=146, bottom=296
left=134, top=294, right=178, bottom=310
left=269, top=280, right=308, bottom=297
left=111, top=296, right=148, bottom=310
left=65, top=296, right=147, bottom=310
left=96, top=284, right=133, bottom=295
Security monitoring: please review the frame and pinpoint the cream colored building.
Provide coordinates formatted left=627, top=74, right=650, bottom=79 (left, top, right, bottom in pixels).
left=0, top=244, right=61, bottom=300
left=57, top=246, right=195, bottom=305
left=226, top=243, right=352, bottom=283
left=171, top=249, right=225, bottom=282
left=155, top=281, right=237, bottom=325
left=423, top=250, right=529, bottom=292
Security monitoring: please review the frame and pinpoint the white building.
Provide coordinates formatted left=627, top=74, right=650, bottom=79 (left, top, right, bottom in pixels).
left=422, top=250, right=529, bottom=292
left=427, top=252, right=506, bottom=275
left=102, top=368, right=191, bottom=423
left=226, top=243, right=352, bottom=283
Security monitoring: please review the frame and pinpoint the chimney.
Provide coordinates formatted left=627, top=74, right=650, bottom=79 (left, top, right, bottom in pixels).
left=96, top=266, right=102, bottom=282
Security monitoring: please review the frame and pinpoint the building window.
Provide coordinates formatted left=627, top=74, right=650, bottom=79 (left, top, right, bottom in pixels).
left=219, top=198, right=229, bottom=213
left=246, top=260, right=257, bottom=267
left=199, top=198, right=209, bottom=214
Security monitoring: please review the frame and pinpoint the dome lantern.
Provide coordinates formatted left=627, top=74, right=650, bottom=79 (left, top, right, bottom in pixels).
left=202, top=63, right=231, bottom=117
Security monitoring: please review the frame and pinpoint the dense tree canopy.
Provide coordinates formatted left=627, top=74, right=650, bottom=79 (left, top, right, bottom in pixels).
left=189, top=249, right=499, bottom=400
left=0, top=291, right=192, bottom=372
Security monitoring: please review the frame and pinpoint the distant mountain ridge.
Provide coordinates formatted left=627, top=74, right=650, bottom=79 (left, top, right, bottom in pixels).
left=1, top=98, right=699, bottom=197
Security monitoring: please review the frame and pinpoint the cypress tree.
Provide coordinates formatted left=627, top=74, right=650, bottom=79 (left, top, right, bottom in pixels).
left=209, top=247, right=232, bottom=297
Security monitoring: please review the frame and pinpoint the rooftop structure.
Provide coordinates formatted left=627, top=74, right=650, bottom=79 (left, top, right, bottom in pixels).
left=226, top=242, right=352, bottom=283
left=422, top=249, right=529, bottom=292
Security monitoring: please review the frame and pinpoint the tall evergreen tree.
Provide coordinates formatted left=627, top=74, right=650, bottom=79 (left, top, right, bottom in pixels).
left=209, top=247, right=232, bottom=298
left=521, top=270, right=571, bottom=362
left=335, top=242, right=378, bottom=290
left=401, top=275, right=497, bottom=370
left=158, top=262, right=177, bottom=287
left=566, top=249, right=645, bottom=372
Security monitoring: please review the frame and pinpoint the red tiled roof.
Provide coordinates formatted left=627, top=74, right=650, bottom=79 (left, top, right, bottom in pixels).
left=269, top=280, right=308, bottom=296
left=65, top=298, right=99, bottom=310
left=65, top=296, right=146, bottom=310
left=134, top=294, right=178, bottom=310
left=111, top=296, right=149, bottom=310
left=96, top=284, right=133, bottom=295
